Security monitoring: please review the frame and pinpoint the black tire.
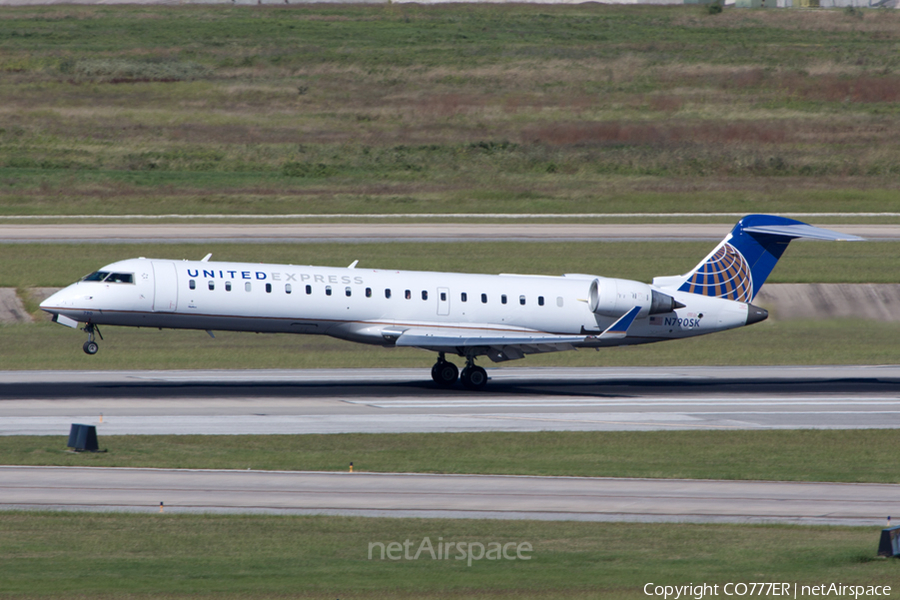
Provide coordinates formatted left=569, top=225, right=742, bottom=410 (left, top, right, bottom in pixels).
left=461, top=365, right=488, bottom=390
left=83, top=341, right=98, bottom=355
left=436, top=361, right=459, bottom=386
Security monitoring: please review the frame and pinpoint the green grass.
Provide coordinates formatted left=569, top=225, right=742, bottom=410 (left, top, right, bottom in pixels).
left=2, top=5, right=900, bottom=216
left=2, top=318, right=899, bottom=370
left=4, top=430, right=900, bottom=483
left=0, top=512, right=896, bottom=599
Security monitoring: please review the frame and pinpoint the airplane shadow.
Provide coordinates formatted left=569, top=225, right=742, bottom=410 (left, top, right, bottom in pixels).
left=1, top=376, right=897, bottom=401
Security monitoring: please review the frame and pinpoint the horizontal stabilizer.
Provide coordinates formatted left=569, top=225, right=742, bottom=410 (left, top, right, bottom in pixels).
left=598, top=306, right=642, bottom=340
left=742, top=223, right=863, bottom=242
left=655, top=215, right=863, bottom=302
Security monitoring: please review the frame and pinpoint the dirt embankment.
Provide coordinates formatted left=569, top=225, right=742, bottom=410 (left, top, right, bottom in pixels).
left=754, top=284, right=900, bottom=322
left=3, top=284, right=897, bottom=324
left=1, top=288, right=58, bottom=323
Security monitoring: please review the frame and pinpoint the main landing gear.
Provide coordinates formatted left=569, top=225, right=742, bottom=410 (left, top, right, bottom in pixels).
left=82, top=323, right=102, bottom=355
left=430, top=353, right=488, bottom=390
left=460, top=360, right=488, bottom=391
left=431, top=353, right=459, bottom=386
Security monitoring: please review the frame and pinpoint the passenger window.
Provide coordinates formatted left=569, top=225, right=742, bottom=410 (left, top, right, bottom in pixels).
left=422, top=290, right=428, bottom=301
left=501, top=294, right=507, bottom=305
left=285, top=284, right=292, bottom=294
left=440, top=292, right=447, bottom=301
left=538, top=296, right=544, bottom=306
left=481, top=293, right=487, bottom=304
left=405, top=290, right=411, bottom=300
left=189, top=279, right=196, bottom=290
left=306, top=285, right=312, bottom=295
left=461, top=292, right=467, bottom=302
left=557, top=296, right=564, bottom=307
left=366, top=287, right=372, bottom=298
left=208, top=281, right=215, bottom=291
left=225, top=281, right=232, bottom=292
left=345, top=287, right=352, bottom=297
left=265, top=283, right=272, bottom=293
left=385, top=289, right=391, bottom=299
left=82, top=271, right=109, bottom=282
left=245, top=282, right=252, bottom=292
left=326, top=286, right=332, bottom=296
left=519, top=295, right=526, bottom=305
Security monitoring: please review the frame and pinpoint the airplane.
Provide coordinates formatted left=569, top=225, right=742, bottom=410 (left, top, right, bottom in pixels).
left=40, top=214, right=860, bottom=390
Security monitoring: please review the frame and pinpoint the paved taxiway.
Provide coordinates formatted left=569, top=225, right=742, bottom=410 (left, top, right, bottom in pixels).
left=2, top=366, right=900, bottom=434
left=3, top=466, right=896, bottom=526
left=0, top=223, right=896, bottom=242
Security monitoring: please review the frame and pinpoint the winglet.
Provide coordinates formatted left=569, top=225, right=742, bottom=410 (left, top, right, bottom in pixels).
left=598, top=306, right=642, bottom=340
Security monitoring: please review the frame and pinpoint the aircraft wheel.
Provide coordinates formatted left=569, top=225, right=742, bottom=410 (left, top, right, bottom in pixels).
left=83, top=341, right=99, bottom=355
left=461, top=365, right=488, bottom=390
left=434, top=361, right=458, bottom=386
left=431, top=362, right=441, bottom=382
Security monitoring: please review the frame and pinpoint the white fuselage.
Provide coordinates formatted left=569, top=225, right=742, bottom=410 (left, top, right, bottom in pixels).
left=41, top=257, right=754, bottom=354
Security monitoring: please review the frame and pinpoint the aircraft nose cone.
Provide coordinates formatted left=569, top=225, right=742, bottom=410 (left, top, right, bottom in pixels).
left=39, top=292, right=57, bottom=309
left=40, top=286, right=71, bottom=310
left=746, top=304, right=768, bottom=325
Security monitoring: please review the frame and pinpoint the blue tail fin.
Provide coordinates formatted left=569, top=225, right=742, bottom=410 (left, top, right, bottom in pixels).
left=660, top=215, right=861, bottom=302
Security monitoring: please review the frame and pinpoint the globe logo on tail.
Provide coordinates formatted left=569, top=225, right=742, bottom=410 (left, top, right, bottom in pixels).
left=683, top=242, right=753, bottom=302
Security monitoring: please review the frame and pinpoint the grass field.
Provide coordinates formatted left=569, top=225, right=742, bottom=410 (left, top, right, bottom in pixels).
left=5, top=430, right=900, bottom=483
left=2, top=317, right=898, bottom=370
left=1, top=512, right=896, bottom=599
left=2, top=4, right=900, bottom=216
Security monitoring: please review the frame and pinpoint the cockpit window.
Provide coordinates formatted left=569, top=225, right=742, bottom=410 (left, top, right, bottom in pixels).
left=81, top=271, right=133, bottom=284
left=107, top=273, right=134, bottom=284
left=82, top=271, right=110, bottom=282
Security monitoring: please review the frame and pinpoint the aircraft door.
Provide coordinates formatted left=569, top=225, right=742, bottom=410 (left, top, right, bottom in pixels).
left=437, top=287, right=450, bottom=316
left=151, top=261, right=178, bottom=312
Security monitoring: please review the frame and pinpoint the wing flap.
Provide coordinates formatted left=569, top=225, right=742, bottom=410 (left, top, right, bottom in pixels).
left=395, top=328, right=587, bottom=349
left=394, top=327, right=587, bottom=362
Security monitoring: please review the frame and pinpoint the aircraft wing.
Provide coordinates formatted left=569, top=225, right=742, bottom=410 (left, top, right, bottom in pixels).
left=393, top=327, right=589, bottom=362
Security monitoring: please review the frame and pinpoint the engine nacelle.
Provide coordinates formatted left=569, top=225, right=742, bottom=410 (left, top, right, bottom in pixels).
left=588, top=278, right=680, bottom=318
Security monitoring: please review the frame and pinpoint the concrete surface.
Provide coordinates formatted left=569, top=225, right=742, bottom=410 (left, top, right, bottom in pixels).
left=3, top=366, right=900, bottom=434
left=0, top=223, right=889, bottom=243
left=2, top=466, right=896, bottom=525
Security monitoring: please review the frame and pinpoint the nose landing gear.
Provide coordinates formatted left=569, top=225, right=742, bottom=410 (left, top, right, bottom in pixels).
left=82, top=324, right=102, bottom=355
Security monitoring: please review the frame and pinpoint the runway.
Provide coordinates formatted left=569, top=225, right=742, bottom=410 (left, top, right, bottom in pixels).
left=4, top=366, right=899, bottom=525
left=2, top=466, right=896, bottom=526
left=2, top=366, right=900, bottom=434
left=0, top=223, right=893, bottom=243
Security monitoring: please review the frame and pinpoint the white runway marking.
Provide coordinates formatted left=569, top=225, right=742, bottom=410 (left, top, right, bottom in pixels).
left=349, top=397, right=900, bottom=408
left=3, top=366, right=900, bottom=434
